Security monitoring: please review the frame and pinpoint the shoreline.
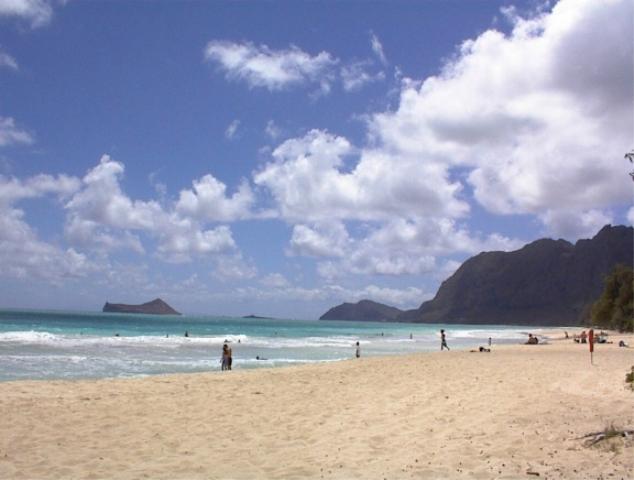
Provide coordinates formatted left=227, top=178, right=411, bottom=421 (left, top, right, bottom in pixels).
left=1, top=333, right=633, bottom=479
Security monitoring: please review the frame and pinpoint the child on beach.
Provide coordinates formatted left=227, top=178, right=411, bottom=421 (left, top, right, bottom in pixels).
left=440, top=329, right=450, bottom=351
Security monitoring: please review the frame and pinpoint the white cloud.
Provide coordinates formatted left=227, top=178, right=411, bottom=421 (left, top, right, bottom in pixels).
left=157, top=223, right=236, bottom=263
left=176, top=174, right=254, bottom=222
left=539, top=208, right=614, bottom=240
left=0, top=172, right=80, bottom=204
left=289, top=222, right=350, bottom=258
left=255, top=129, right=468, bottom=222
left=0, top=174, right=94, bottom=282
left=259, top=272, right=290, bottom=288
left=65, top=155, right=239, bottom=261
left=369, top=31, right=387, bottom=65
left=340, top=60, right=385, bottom=92
left=66, top=155, right=163, bottom=230
left=312, top=218, right=523, bottom=278
left=347, top=284, right=427, bottom=308
left=0, top=47, right=17, bottom=70
left=366, top=0, right=632, bottom=229
left=64, top=215, right=145, bottom=254
left=264, top=119, right=282, bottom=140
left=0, top=0, right=53, bottom=28
left=225, top=119, right=240, bottom=140
left=208, top=282, right=426, bottom=310
left=204, top=40, right=338, bottom=91
left=0, top=116, right=33, bottom=147
left=212, top=254, right=257, bottom=281
left=0, top=216, right=93, bottom=282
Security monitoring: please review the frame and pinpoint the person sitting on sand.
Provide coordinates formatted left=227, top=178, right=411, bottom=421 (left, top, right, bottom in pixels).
left=525, top=333, right=539, bottom=345
left=619, top=340, right=629, bottom=348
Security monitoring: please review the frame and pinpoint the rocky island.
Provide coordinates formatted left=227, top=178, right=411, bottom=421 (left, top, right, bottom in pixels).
left=102, top=298, right=181, bottom=315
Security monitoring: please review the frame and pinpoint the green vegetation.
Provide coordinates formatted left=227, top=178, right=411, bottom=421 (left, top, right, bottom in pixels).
left=590, top=265, right=633, bottom=332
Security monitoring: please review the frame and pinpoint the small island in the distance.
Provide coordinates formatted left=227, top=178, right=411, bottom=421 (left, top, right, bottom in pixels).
left=103, top=298, right=181, bottom=316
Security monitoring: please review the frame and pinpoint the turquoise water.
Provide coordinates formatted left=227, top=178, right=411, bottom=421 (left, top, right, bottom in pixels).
left=0, top=309, right=533, bottom=381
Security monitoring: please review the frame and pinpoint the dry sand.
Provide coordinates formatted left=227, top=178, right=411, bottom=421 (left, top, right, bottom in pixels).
left=1, top=332, right=633, bottom=479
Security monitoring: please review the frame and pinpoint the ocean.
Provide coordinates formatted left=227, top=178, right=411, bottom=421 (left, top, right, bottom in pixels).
left=0, top=309, right=540, bottom=381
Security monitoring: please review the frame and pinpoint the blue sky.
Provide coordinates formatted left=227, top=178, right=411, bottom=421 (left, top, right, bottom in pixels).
left=0, top=0, right=632, bottom=318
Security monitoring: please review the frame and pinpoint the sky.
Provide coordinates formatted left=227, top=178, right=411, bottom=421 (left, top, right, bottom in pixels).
left=0, top=0, right=632, bottom=318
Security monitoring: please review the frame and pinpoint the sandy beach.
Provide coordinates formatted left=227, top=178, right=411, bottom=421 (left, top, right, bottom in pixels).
left=1, top=332, right=633, bottom=479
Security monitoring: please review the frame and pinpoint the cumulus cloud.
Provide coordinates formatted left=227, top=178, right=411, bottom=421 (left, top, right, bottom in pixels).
left=289, top=222, right=350, bottom=258
left=0, top=47, right=17, bottom=70
left=366, top=0, right=632, bottom=237
left=539, top=208, right=614, bottom=240
left=65, top=155, right=239, bottom=261
left=0, top=174, right=93, bottom=282
left=302, top=218, right=523, bottom=278
left=175, top=174, right=254, bottom=222
left=254, top=129, right=468, bottom=222
left=204, top=40, right=337, bottom=91
left=0, top=116, right=33, bottom=147
left=0, top=0, right=53, bottom=28
left=0, top=172, right=79, bottom=204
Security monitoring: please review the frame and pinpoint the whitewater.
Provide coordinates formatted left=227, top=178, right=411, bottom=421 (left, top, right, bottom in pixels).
left=0, top=309, right=543, bottom=381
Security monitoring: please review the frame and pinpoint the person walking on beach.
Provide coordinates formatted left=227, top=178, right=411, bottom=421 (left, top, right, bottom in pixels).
left=227, top=344, right=233, bottom=370
left=440, top=329, right=450, bottom=351
left=355, top=341, right=360, bottom=358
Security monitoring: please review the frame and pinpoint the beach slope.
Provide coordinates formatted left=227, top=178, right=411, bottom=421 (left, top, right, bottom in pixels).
left=1, top=337, right=632, bottom=479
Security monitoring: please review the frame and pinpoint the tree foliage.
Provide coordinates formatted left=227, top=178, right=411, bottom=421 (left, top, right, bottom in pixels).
left=590, top=264, right=633, bottom=332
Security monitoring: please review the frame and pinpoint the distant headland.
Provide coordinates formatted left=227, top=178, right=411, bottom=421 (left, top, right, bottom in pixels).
left=320, top=224, right=633, bottom=326
left=102, top=298, right=181, bottom=315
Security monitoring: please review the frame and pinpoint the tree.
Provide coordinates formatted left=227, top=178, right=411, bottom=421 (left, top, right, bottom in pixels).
left=626, top=150, right=634, bottom=181
left=590, top=264, right=633, bottom=332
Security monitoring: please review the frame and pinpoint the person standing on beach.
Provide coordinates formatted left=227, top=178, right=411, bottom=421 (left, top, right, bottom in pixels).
left=221, top=344, right=229, bottom=371
left=227, top=344, right=233, bottom=370
left=440, top=329, right=450, bottom=351
left=355, top=341, right=360, bottom=358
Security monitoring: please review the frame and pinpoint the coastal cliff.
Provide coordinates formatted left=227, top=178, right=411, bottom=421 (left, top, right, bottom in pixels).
left=103, top=298, right=181, bottom=315
left=319, top=225, right=633, bottom=326
left=398, top=225, right=633, bottom=326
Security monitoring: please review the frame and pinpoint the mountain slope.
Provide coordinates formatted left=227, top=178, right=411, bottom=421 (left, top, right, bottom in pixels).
left=398, top=225, right=633, bottom=326
left=320, top=300, right=403, bottom=322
